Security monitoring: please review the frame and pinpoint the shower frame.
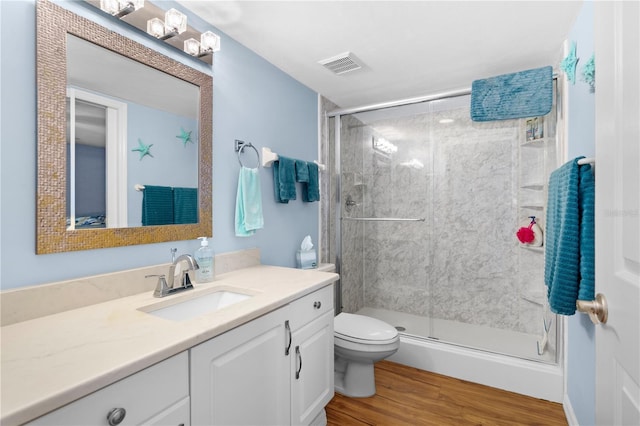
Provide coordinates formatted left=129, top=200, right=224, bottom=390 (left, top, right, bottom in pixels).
left=326, top=84, right=562, bottom=365
left=327, top=87, right=471, bottom=316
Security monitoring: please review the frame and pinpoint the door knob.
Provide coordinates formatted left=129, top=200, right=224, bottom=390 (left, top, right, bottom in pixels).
left=576, top=293, right=608, bottom=325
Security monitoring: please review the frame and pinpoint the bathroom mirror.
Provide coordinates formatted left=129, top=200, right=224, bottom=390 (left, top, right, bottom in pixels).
left=36, top=0, right=212, bottom=253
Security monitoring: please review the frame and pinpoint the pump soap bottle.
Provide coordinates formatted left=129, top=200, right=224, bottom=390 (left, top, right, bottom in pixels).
left=195, top=237, right=214, bottom=283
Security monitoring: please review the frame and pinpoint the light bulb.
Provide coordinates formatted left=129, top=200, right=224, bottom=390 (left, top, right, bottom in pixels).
left=184, top=38, right=201, bottom=56
left=200, top=31, right=220, bottom=53
left=165, top=8, right=187, bottom=35
left=146, top=18, right=165, bottom=38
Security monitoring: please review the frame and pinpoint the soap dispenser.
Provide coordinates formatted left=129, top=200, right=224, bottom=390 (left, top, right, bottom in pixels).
left=195, top=237, right=214, bottom=283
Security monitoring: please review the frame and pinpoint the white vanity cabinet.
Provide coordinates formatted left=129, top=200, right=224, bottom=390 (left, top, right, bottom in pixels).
left=190, top=306, right=291, bottom=426
left=28, top=352, right=190, bottom=426
left=289, top=286, right=334, bottom=426
left=190, top=284, right=334, bottom=426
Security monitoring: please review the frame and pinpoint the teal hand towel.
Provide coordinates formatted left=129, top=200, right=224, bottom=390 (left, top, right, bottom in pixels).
left=302, top=162, right=320, bottom=202
left=275, top=156, right=296, bottom=202
left=173, top=187, right=198, bottom=224
left=142, top=185, right=174, bottom=226
left=471, top=66, right=553, bottom=121
left=295, top=160, right=309, bottom=182
left=577, top=164, right=595, bottom=301
left=273, top=161, right=287, bottom=204
left=235, top=167, right=264, bottom=237
left=545, top=157, right=593, bottom=315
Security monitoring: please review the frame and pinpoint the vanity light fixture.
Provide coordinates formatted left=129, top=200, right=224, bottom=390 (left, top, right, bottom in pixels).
left=184, top=31, right=221, bottom=58
left=88, top=0, right=218, bottom=65
left=147, top=8, right=187, bottom=40
left=100, top=0, right=144, bottom=18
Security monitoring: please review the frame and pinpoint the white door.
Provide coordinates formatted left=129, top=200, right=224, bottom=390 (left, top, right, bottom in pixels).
left=594, top=2, right=640, bottom=425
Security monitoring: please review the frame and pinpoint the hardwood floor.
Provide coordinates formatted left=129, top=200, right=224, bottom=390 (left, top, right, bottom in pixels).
left=326, top=361, right=567, bottom=426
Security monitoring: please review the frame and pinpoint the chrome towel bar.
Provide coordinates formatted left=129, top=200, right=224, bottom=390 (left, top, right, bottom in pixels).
left=342, top=217, right=426, bottom=222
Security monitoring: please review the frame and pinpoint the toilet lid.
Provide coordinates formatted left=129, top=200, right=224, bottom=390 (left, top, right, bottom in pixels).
left=334, top=313, right=399, bottom=343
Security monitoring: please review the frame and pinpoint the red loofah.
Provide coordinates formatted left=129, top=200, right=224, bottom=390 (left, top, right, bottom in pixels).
left=516, top=226, right=535, bottom=243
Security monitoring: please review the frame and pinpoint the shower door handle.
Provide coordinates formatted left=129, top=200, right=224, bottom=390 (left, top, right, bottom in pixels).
left=576, top=293, right=608, bottom=325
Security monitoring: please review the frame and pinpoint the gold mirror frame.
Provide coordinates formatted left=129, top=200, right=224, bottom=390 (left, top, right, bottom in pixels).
left=36, top=0, right=212, bottom=254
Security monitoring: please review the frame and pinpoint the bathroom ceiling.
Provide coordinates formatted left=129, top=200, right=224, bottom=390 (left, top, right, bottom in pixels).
left=179, top=1, right=582, bottom=109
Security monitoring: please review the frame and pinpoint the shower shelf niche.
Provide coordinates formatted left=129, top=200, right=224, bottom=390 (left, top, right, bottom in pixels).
left=521, top=245, right=544, bottom=253
left=521, top=138, right=549, bottom=148
left=521, top=184, right=544, bottom=190
left=520, top=205, right=544, bottom=211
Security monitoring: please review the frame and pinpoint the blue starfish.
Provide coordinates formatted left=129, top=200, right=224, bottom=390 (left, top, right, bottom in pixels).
left=581, top=53, right=595, bottom=91
left=132, top=138, right=153, bottom=160
left=560, top=41, right=579, bottom=85
left=176, top=127, right=193, bottom=147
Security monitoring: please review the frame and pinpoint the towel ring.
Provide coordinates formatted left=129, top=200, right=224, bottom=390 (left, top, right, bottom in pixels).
left=235, top=140, right=260, bottom=168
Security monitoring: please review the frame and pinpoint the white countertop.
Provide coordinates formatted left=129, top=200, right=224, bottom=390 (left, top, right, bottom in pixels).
left=0, top=265, right=339, bottom=425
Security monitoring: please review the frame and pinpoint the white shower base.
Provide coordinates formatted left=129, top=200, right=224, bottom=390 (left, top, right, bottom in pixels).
left=357, top=307, right=563, bottom=402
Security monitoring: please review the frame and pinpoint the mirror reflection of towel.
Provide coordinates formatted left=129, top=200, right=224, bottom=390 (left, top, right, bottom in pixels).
left=173, top=187, right=198, bottom=224
left=142, top=185, right=174, bottom=226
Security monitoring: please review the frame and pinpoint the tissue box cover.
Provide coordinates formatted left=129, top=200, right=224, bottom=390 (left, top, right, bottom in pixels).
left=296, top=250, right=317, bottom=269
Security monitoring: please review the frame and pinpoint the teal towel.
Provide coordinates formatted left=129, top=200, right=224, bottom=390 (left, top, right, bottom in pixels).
left=471, top=66, right=553, bottom=121
left=235, top=167, right=264, bottom=237
left=274, top=156, right=296, bottom=202
left=545, top=157, right=594, bottom=315
left=578, top=164, right=595, bottom=301
left=273, top=161, right=287, bottom=204
left=142, top=185, right=174, bottom=226
left=295, top=160, right=309, bottom=182
left=302, top=162, right=320, bottom=202
left=173, top=187, right=198, bottom=224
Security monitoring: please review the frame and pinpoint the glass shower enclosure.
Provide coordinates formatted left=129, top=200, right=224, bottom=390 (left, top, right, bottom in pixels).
left=330, top=93, right=559, bottom=363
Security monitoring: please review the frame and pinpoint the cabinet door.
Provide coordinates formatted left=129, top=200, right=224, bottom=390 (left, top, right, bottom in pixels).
left=190, top=307, right=291, bottom=426
left=142, top=397, right=190, bottom=426
left=28, top=352, right=189, bottom=426
left=291, top=310, right=334, bottom=426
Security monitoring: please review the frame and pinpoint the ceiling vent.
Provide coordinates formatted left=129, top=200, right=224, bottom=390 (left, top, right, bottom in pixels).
left=319, top=52, right=362, bottom=75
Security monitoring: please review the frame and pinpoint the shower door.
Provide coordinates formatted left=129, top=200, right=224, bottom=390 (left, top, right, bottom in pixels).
left=334, top=94, right=558, bottom=364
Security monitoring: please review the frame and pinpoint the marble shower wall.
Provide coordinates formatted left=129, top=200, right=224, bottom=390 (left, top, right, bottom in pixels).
left=334, top=96, right=552, bottom=336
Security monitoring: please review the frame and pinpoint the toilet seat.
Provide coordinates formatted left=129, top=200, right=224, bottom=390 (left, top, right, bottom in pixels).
left=334, top=313, right=399, bottom=345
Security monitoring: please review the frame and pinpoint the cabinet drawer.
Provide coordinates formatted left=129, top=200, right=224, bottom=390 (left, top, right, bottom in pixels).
left=289, top=285, right=334, bottom=331
left=29, top=352, right=189, bottom=426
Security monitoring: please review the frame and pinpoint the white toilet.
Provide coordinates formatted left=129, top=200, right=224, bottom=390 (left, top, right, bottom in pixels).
left=333, top=312, right=400, bottom=397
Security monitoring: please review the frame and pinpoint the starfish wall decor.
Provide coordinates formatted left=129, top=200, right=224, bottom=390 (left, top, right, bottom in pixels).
left=176, top=127, right=193, bottom=147
left=132, top=138, right=153, bottom=160
left=560, top=41, right=579, bottom=85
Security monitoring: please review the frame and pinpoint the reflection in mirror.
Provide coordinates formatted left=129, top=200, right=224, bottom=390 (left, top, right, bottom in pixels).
left=66, top=35, right=200, bottom=229
left=36, top=0, right=212, bottom=253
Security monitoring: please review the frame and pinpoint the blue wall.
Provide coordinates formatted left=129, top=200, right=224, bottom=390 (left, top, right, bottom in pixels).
left=565, top=2, right=596, bottom=425
left=0, top=0, right=318, bottom=290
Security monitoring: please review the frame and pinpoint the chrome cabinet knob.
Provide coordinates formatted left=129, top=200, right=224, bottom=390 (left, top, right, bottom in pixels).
left=106, top=407, right=126, bottom=426
left=313, top=301, right=321, bottom=309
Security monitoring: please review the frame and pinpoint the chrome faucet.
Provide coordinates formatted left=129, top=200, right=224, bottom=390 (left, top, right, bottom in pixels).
left=168, top=254, right=199, bottom=289
left=147, top=254, right=199, bottom=298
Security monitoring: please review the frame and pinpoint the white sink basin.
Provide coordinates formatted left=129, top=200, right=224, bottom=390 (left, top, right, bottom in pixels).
left=142, top=290, right=252, bottom=321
